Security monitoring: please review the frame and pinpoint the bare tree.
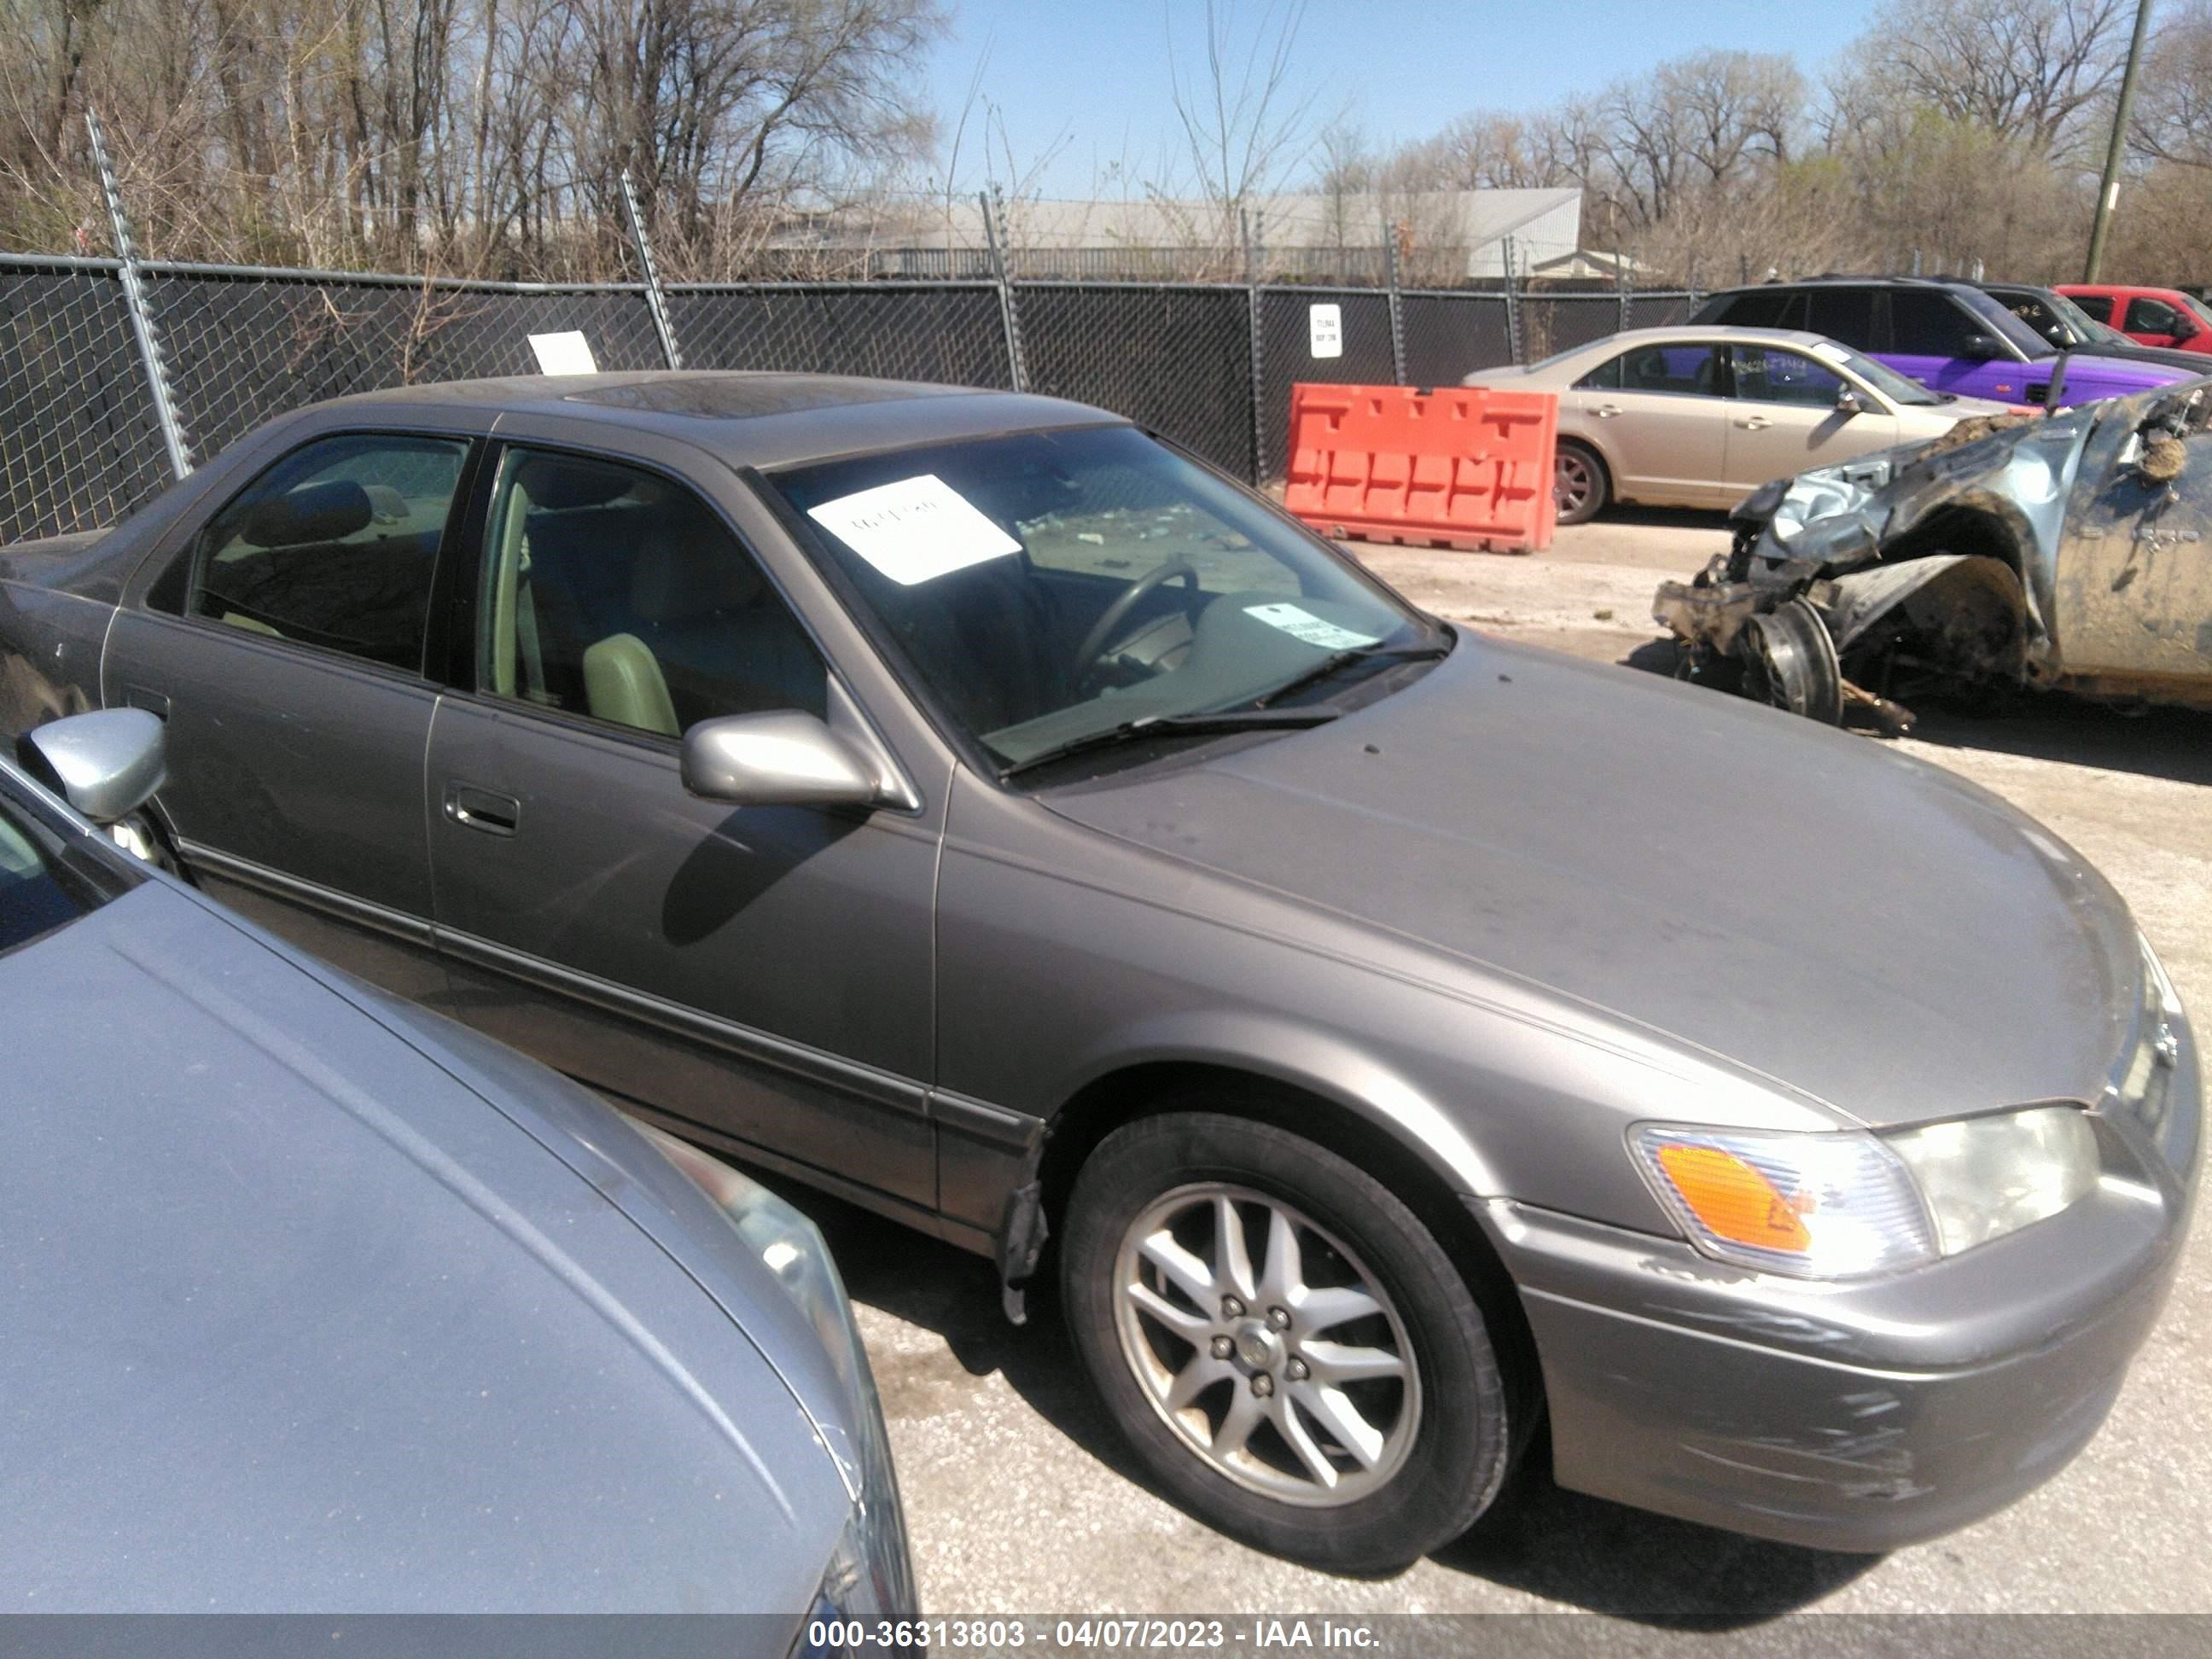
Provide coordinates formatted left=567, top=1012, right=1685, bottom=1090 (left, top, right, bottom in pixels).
left=1165, top=0, right=1319, bottom=242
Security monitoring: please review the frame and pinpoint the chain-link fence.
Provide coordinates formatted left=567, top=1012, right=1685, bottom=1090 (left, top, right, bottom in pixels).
left=1, top=244, right=1702, bottom=544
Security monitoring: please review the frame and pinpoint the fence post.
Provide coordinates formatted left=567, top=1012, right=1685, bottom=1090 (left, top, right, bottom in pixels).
left=84, top=107, right=190, bottom=480
left=1382, top=220, right=1407, bottom=386
left=979, top=191, right=1029, bottom=393
left=1243, top=207, right=1268, bottom=485
left=1615, top=246, right=1629, bottom=333
left=620, top=168, right=684, bottom=370
left=1502, top=235, right=1523, bottom=365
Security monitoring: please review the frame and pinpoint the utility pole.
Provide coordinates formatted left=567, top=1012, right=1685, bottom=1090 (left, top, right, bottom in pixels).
left=2084, top=0, right=2156, bottom=282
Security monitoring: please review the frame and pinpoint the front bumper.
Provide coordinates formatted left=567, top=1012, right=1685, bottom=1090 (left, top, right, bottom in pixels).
left=1476, top=1028, right=2199, bottom=1553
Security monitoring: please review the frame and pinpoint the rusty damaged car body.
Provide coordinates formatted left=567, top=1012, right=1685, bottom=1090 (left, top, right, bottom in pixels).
left=1654, top=378, right=2212, bottom=730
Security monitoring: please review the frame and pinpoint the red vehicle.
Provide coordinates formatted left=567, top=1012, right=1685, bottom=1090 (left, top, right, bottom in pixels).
left=2055, top=282, right=2212, bottom=353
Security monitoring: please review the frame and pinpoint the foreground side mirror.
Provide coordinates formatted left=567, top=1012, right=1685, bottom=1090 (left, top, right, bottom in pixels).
left=1960, top=332, right=2004, bottom=360
left=15, top=708, right=166, bottom=824
left=681, top=711, right=881, bottom=809
left=1834, top=387, right=1864, bottom=416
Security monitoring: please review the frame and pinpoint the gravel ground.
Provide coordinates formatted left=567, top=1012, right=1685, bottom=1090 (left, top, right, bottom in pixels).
left=800, top=508, right=2210, bottom=1624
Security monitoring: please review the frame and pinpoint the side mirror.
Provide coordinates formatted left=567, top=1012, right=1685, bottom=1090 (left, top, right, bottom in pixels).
left=1960, top=332, right=2004, bottom=360
left=2171, top=314, right=2201, bottom=341
left=15, top=707, right=166, bottom=824
left=2045, top=323, right=2070, bottom=346
left=1834, top=387, right=1864, bottom=416
left=680, top=711, right=881, bottom=809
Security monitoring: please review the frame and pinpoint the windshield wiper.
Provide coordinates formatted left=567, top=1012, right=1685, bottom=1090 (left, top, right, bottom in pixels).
left=1251, top=639, right=1452, bottom=709
left=998, top=707, right=1340, bottom=783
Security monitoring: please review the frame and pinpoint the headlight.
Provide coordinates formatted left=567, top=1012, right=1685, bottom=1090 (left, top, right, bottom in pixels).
left=1632, top=1103, right=2101, bottom=1279
left=628, top=1120, right=917, bottom=1622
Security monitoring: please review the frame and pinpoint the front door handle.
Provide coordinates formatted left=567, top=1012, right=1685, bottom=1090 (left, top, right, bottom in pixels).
left=445, top=782, right=521, bottom=837
left=1738, top=416, right=1774, bottom=430
left=1593, top=403, right=1623, bottom=418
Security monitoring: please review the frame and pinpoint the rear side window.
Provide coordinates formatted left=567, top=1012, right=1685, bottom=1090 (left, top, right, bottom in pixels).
left=2072, top=293, right=2114, bottom=323
left=1573, top=355, right=1621, bottom=390
left=1703, top=288, right=1793, bottom=329
left=155, top=434, right=469, bottom=672
left=1806, top=288, right=1876, bottom=348
left=1888, top=291, right=1971, bottom=355
left=1614, top=345, right=1721, bottom=395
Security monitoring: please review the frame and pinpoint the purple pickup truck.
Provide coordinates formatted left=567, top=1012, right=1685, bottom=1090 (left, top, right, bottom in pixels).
left=1691, top=277, right=2197, bottom=407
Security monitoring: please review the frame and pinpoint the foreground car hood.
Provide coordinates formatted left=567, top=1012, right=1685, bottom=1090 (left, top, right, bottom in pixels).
left=0, top=882, right=845, bottom=1612
left=1045, top=637, right=2139, bottom=1126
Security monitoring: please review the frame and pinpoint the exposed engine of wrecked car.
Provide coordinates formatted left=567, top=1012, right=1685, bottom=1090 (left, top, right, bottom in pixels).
left=1653, top=379, right=2212, bottom=733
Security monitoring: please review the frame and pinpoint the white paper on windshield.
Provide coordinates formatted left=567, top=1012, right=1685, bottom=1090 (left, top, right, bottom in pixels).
left=1308, top=302, right=1344, bottom=358
left=806, top=474, right=1022, bottom=585
left=1245, top=602, right=1379, bottom=650
left=527, top=330, right=598, bottom=374
left=1807, top=341, right=1852, bottom=365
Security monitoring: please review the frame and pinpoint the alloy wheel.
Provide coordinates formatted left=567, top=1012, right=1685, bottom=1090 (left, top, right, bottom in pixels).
left=1109, top=1182, right=1421, bottom=1507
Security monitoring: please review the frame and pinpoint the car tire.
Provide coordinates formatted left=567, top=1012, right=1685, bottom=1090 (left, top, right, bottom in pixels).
left=1552, top=439, right=1608, bottom=526
left=1062, top=1109, right=1515, bottom=1574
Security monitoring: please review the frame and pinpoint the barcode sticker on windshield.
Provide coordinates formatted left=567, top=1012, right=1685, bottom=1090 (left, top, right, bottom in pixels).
left=1244, top=602, right=1379, bottom=649
left=806, top=475, right=1022, bottom=586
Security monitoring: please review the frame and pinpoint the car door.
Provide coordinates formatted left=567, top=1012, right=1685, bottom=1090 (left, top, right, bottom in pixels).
left=101, top=426, right=477, bottom=998
left=423, top=431, right=945, bottom=1213
left=1723, top=343, right=1901, bottom=488
left=1570, top=342, right=1730, bottom=504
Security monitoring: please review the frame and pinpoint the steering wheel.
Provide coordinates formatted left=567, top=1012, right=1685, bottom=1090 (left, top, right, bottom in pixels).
left=1074, top=556, right=1204, bottom=675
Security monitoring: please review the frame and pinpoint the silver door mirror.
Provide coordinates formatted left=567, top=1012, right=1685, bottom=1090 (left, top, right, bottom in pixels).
left=15, top=708, right=167, bottom=824
left=1834, top=387, right=1864, bottom=416
left=680, top=711, right=881, bottom=809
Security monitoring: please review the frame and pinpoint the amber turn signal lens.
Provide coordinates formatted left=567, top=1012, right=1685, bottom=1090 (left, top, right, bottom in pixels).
left=1653, top=1143, right=1812, bottom=1254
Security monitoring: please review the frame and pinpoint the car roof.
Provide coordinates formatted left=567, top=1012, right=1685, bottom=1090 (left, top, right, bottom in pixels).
left=1557, top=324, right=1842, bottom=351
left=1704, top=276, right=1976, bottom=295
left=309, top=370, right=1126, bottom=469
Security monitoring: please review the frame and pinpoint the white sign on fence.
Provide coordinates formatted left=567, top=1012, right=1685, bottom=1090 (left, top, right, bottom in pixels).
left=1307, top=303, right=1343, bottom=359
left=527, top=330, right=599, bottom=375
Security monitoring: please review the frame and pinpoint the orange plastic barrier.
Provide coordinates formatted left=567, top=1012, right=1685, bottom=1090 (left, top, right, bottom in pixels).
left=1284, top=383, right=1558, bottom=555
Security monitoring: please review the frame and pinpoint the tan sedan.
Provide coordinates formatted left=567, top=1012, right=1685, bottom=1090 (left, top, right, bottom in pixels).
left=1466, top=326, right=2016, bottom=524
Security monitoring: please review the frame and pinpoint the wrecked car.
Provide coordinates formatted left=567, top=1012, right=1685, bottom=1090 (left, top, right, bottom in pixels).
left=1656, top=378, right=2212, bottom=731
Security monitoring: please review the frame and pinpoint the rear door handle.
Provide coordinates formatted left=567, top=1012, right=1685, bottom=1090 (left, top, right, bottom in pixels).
left=444, top=782, right=521, bottom=837
left=123, top=685, right=171, bottom=719
left=1593, top=403, right=1623, bottom=418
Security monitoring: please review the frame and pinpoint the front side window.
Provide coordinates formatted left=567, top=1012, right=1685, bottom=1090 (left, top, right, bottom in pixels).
left=767, top=425, right=1433, bottom=770
left=475, top=447, right=825, bottom=740
left=163, top=433, right=469, bottom=671
left=1728, top=346, right=1845, bottom=407
left=2126, top=296, right=2182, bottom=335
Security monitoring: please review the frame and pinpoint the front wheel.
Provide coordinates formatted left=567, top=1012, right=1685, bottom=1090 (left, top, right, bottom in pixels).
left=1062, top=1110, right=1516, bottom=1573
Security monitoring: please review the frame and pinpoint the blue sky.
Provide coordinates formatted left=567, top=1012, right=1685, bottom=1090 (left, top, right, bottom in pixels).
left=923, top=0, right=1883, bottom=196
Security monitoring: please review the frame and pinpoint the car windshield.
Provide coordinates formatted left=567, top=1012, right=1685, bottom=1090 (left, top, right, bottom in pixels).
left=1824, top=340, right=1942, bottom=405
left=1958, top=288, right=2056, bottom=358
left=2039, top=288, right=2119, bottom=344
left=0, top=777, right=126, bottom=956
left=766, top=425, right=1437, bottom=771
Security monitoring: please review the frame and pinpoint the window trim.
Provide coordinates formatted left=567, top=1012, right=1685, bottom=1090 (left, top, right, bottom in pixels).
left=140, top=426, right=484, bottom=684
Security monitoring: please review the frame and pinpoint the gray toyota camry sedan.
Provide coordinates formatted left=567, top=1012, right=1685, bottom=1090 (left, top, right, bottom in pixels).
left=0, top=371, right=2197, bottom=1573
left=0, top=707, right=912, bottom=1621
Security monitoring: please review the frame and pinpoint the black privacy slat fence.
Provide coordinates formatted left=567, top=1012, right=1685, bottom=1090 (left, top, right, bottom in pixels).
left=0, top=252, right=1701, bottom=544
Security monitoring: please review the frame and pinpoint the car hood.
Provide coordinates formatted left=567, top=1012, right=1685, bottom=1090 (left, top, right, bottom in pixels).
left=1042, top=635, right=2139, bottom=1126
left=0, top=880, right=847, bottom=1612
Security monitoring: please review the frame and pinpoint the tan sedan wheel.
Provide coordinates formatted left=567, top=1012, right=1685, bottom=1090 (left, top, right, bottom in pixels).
left=1553, top=439, right=1608, bottom=525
